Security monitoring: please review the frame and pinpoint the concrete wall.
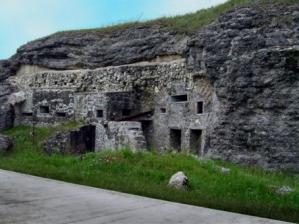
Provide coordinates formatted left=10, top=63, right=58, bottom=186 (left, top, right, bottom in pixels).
left=9, top=60, right=216, bottom=155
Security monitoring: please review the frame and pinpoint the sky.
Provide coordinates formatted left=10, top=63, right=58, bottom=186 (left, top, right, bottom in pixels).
left=0, top=0, right=227, bottom=59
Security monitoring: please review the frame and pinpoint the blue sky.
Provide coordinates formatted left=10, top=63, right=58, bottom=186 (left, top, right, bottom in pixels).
left=0, top=0, right=227, bottom=59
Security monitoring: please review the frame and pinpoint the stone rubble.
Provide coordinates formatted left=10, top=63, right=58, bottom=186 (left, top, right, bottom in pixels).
left=168, top=171, right=189, bottom=190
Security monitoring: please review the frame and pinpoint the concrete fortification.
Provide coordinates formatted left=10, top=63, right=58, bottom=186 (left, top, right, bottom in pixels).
left=0, top=4, right=298, bottom=171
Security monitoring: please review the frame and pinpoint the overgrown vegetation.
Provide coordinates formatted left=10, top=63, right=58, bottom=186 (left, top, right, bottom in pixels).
left=57, top=0, right=299, bottom=35
left=0, top=125, right=298, bottom=222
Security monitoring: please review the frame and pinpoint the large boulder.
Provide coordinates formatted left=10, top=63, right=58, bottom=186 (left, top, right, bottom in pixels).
left=0, top=134, right=13, bottom=153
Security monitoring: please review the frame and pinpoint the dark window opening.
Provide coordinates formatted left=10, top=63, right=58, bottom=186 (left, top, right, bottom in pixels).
left=96, top=110, right=103, bottom=118
left=160, top=108, right=166, bottom=113
left=170, top=129, right=182, bottom=152
left=128, top=127, right=139, bottom=131
left=190, top=129, right=202, bottom=156
left=56, top=112, right=66, bottom=117
left=22, top=112, right=33, bottom=116
left=122, top=109, right=131, bottom=116
left=40, top=106, right=49, bottom=114
left=197, top=102, right=204, bottom=114
left=171, top=95, right=187, bottom=102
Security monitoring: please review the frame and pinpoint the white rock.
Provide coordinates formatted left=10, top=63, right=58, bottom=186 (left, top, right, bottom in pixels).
left=276, top=186, right=294, bottom=195
left=168, top=171, right=189, bottom=190
left=220, top=167, right=231, bottom=175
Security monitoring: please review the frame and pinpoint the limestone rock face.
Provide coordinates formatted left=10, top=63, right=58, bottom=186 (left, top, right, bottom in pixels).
left=11, top=25, right=188, bottom=71
left=187, top=5, right=299, bottom=171
left=0, top=134, right=13, bottom=153
left=0, top=60, right=15, bottom=131
left=168, top=171, right=189, bottom=190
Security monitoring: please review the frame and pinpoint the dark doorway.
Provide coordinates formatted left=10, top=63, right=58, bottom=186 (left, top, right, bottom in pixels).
left=141, top=120, right=154, bottom=150
left=197, top=102, right=204, bottom=114
left=81, top=125, right=96, bottom=152
left=170, top=129, right=182, bottom=151
left=190, top=129, right=202, bottom=155
left=70, top=125, right=96, bottom=153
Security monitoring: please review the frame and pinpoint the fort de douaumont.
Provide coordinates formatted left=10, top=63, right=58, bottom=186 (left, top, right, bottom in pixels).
left=0, top=4, right=298, bottom=172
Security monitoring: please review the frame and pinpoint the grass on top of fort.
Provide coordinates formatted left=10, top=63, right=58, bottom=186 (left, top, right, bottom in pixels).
left=0, top=124, right=299, bottom=223
left=57, top=0, right=299, bottom=35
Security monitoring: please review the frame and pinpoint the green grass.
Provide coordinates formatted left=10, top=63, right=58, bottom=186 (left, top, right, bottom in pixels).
left=55, top=0, right=299, bottom=35
left=0, top=125, right=299, bottom=222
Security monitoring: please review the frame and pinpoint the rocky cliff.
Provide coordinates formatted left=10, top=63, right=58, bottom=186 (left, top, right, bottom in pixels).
left=187, top=4, right=299, bottom=171
left=1, top=3, right=298, bottom=171
left=4, top=25, right=188, bottom=73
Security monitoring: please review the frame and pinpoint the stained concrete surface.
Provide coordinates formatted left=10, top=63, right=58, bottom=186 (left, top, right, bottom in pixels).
left=0, top=170, right=292, bottom=224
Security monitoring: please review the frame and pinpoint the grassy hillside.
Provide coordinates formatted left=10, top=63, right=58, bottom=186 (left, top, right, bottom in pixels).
left=0, top=125, right=299, bottom=222
left=58, top=0, right=299, bottom=35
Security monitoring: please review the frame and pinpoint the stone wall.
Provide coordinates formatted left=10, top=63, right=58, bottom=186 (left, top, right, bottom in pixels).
left=10, top=60, right=216, bottom=155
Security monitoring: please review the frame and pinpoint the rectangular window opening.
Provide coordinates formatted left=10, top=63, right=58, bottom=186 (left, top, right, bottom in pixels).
left=40, top=106, right=49, bottom=114
left=190, top=129, right=202, bottom=156
left=197, top=101, right=204, bottom=114
left=56, top=112, right=66, bottom=117
left=170, top=129, right=182, bottom=152
left=122, top=109, right=131, bottom=116
left=96, top=110, right=103, bottom=118
left=22, top=112, right=33, bottom=116
left=160, top=108, right=166, bottom=114
left=171, top=95, right=188, bottom=102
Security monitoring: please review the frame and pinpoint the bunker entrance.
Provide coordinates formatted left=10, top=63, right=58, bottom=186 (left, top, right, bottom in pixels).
left=70, top=125, right=96, bottom=153
left=141, top=120, right=154, bottom=149
left=170, top=129, right=181, bottom=152
left=190, top=129, right=202, bottom=155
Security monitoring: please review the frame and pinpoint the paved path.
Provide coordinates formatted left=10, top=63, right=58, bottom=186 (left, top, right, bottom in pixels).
left=0, top=170, right=292, bottom=224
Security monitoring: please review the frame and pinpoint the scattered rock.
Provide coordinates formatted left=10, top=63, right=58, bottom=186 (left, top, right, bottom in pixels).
left=276, top=186, right=294, bottom=195
left=220, top=167, right=231, bottom=175
left=168, top=171, right=189, bottom=190
left=0, top=134, right=13, bottom=153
